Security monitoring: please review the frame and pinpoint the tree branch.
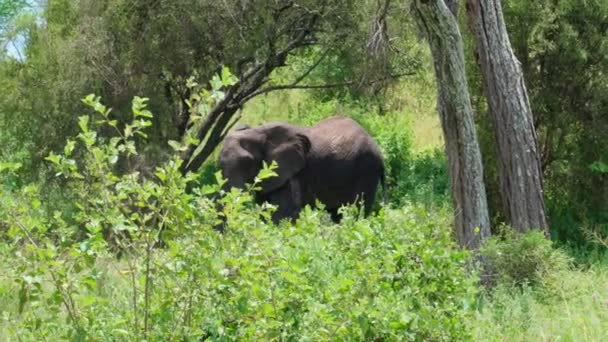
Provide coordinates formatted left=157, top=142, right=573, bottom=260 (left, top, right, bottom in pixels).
left=240, top=72, right=413, bottom=105
left=179, top=12, right=321, bottom=175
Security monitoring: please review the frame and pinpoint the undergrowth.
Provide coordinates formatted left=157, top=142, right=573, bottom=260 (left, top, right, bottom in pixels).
left=0, top=94, right=475, bottom=340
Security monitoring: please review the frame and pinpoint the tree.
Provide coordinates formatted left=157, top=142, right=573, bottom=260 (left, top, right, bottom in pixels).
left=0, top=0, right=28, bottom=31
left=501, top=0, right=608, bottom=244
left=177, top=0, right=416, bottom=174
left=465, top=0, right=549, bottom=233
left=0, top=0, right=30, bottom=59
left=412, top=0, right=490, bottom=249
left=0, top=0, right=413, bottom=178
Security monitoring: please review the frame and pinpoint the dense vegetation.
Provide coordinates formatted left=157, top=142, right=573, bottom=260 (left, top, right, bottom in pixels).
left=1, top=0, right=607, bottom=340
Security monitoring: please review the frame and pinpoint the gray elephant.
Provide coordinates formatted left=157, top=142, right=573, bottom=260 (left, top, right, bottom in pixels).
left=218, top=116, right=385, bottom=223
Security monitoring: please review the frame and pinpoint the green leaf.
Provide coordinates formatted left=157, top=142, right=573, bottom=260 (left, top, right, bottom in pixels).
left=197, top=102, right=210, bottom=116
left=124, top=124, right=133, bottom=138
left=186, top=135, right=200, bottom=145
left=211, top=90, right=225, bottom=101
left=214, top=171, right=227, bottom=186
left=64, top=140, right=76, bottom=156
left=591, top=161, right=608, bottom=174
left=109, top=154, right=119, bottom=165
left=256, top=161, right=279, bottom=181
left=78, top=131, right=97, bottom=147
left=81, top=93, right=97, bottom=107
left=136, top=109, right=153, bottom=119
left=221, top=65, right=238, bottom=86
left=186, top=76, right=199, bottom=89
left=44, top=152, right=61, bottom=165
left=78, top=115, right=90, bottom=133
left=93, top=102, right=107, bottom=116
left=201, top=184, right=219, bottom=195
left=0, top=162, right=22, bottom=172
left=135, top=130, right=148, bottom=139
left=210, top=74, right=223, bottom=91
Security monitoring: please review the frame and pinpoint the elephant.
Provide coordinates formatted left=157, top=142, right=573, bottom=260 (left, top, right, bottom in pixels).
left=218, top=116, right=386, bottom=224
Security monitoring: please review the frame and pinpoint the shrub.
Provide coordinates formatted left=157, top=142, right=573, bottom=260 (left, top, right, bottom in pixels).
left=0, top=95, right=477, bottom=340
left=480, top=227, right=572, bottom=289
left=389, top=149, right=449, bottom=208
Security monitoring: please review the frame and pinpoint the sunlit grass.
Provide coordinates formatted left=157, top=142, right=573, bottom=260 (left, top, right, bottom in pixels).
left=470, top=265, right=608, bottom=341
left=239, top=73, right=444, bottom=154
left=384, top=70, right=443, bottom=153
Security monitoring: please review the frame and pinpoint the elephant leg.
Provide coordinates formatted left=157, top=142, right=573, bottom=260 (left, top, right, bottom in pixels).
left=362, top=190, right=377, bottom=217
left=357, top=175, right=380, bottom=217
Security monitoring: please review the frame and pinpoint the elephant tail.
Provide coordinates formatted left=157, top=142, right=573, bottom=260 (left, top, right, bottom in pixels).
left=380, top=166, right=388, bottom=206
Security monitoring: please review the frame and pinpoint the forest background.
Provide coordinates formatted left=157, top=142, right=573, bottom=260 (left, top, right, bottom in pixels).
left=0, top=0, right=607, bottom=340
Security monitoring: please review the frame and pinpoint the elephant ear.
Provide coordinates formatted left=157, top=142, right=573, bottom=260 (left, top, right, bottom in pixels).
left=261, top=133, right=310, bottom=195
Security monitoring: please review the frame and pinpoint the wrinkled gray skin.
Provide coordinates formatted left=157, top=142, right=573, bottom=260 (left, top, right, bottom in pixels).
left=218, top=116, right=385, bottom=224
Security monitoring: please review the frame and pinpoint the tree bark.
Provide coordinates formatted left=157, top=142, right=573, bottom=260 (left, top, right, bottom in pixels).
left=465, top=0, right=549, bottom=233
left=412, top=0, right=490, bottom=249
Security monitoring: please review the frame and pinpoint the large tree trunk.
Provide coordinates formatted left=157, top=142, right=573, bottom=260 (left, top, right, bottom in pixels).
left=412, top=0, right=490, bottom=249
left=465, top=0, right=549, bottom=233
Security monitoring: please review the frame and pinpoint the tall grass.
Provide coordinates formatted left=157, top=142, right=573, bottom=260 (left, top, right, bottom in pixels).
left=470, top=266, right=608, bottom=341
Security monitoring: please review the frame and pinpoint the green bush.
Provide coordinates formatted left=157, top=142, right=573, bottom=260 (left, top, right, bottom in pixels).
left=480, top=228, right=572, bottom=289
left=0, top=95, right=477, bottom=340
left=390, top=149, right=449, bottom=208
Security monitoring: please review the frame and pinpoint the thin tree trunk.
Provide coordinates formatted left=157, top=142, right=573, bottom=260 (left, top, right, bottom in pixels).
left=412, top=0, right=490, bottom=249
left=465, top=0, right=549, bottom=233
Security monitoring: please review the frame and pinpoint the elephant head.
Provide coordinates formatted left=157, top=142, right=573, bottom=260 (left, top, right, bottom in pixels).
left=218, top=123, right=311, bottom=195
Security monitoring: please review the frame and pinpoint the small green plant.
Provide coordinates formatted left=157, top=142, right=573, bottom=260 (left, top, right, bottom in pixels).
left=480, top=227, right=572, bottom=289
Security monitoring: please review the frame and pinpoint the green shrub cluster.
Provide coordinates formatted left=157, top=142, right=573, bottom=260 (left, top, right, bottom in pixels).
left=0, top=95, right=476, bottom=340
left=480, top=228, right=572, bottom=289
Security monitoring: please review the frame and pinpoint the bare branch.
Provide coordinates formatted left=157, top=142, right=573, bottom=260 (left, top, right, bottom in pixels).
left=240, top=72, right=413, bottom=105
left=367, top=0, right=393, bottom=60
left=238, top=47, right=332, bottom=104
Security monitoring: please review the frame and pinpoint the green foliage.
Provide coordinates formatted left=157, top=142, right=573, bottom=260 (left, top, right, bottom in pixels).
left=0, top=95, right=475, bottom=340
left=0, top=0, right=29, bottom=32
left=356, top=108, right=449, bottom=208
left=480, top=228, right=571, bottom=289
left=388, top=149, right=449, bottom=208
left=0, top=0, right=425, bottom=182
